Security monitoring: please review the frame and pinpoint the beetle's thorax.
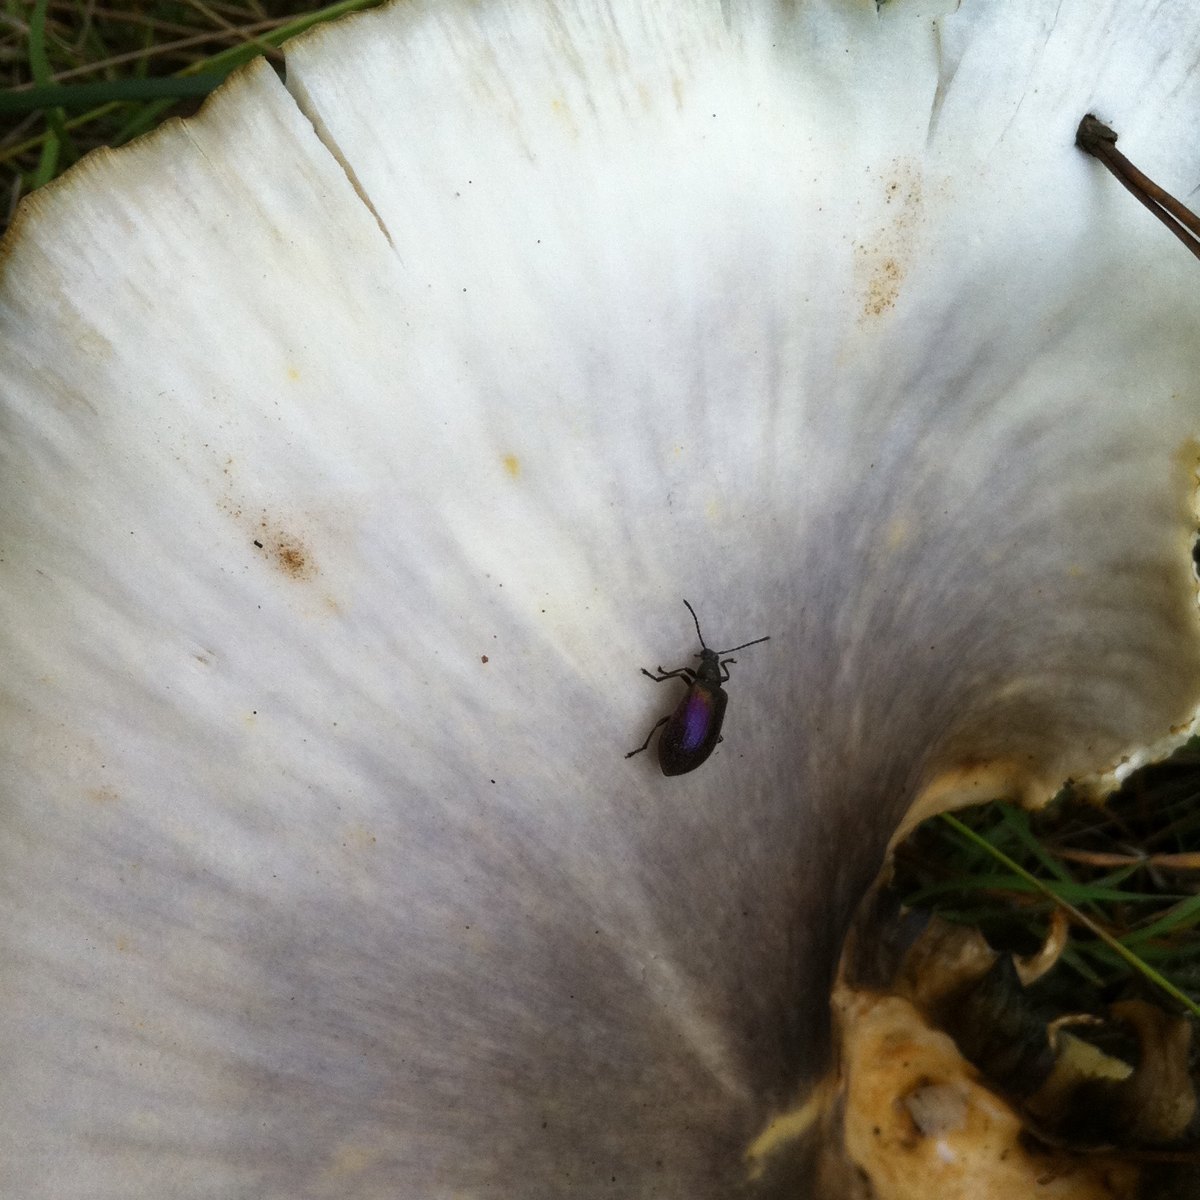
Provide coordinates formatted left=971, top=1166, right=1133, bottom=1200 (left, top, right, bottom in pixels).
left=693, top=647, right=724, bottom=686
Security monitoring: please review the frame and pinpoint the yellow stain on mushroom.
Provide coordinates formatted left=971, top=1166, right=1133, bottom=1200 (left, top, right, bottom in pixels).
left=884, top=514, right=913, bottom=551
left=318, top=1142, right=387, bottom=1182
left=502, top=453, right=521, bottom=479
left=744, top=1078, right=835, bottom=1180
left=549, top=97, right=579, bottom=138
left=340, top=825, right=378, bottom=851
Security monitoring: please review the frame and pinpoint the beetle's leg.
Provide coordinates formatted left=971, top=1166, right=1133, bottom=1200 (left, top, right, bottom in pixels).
left=718, top=656, right=737, bottom=683
left=625, top=715, right=669, bottom=759
left=640, top=666, right=697, bottom=684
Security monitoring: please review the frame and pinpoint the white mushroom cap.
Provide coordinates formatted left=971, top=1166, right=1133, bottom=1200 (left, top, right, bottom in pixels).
left=2, top=0, right=1199, bottom=1195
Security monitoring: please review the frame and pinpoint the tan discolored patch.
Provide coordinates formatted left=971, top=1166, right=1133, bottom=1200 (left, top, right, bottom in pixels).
left=86, top=785, right=120, bottom=805
left=1175, top=434, right=1200, bottom=524
left=891, top=760, right=1051, bottom=848
left=836, top=991, right=1139, bottom=1199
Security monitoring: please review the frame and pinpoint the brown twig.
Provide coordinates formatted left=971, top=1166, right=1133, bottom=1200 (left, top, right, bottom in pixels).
left=1054, top=847, right=1200, bottom=871
left=1076, top=113, right=1200, bottom=263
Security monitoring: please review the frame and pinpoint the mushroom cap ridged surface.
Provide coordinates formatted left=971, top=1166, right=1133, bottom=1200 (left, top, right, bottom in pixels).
left=2, top=0, right=1200, bottom=1196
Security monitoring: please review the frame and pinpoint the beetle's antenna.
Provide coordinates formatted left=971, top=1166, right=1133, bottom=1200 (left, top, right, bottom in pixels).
left=714, top=634, right=771, bottom=655
left=682, top=599, right=706, bottom=648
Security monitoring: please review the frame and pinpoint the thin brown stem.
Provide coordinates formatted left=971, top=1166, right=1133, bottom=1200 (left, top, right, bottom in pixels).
left=1076, top=113, right=1200, bottom=263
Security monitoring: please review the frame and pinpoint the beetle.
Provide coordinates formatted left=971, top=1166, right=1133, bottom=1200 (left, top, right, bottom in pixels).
left=625, top=599, right=770, bottom=775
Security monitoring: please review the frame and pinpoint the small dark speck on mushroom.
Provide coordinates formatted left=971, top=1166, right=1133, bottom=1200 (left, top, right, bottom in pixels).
left=481, top=655, right=488, bottom=663
left=253, top=539, right=263, bottom=548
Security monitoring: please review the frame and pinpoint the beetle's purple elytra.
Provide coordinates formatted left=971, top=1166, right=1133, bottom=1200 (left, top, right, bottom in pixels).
left=625, top=600, right=769, bottom=776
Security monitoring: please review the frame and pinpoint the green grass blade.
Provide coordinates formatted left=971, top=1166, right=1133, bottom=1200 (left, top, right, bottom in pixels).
left=939, top=812, right=1200, bottom=1017
left=1119, top=892, right=1200, bottom=947
left=997, top=803, right=1075, bottom=884
left=27, top=0, right=78, bottom=173
left=0, top=75, right=231, bottom=115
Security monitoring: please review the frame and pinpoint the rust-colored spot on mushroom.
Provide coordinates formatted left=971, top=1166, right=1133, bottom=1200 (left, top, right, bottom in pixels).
left=502, top=453, right=521, bottom=479
left=87, top=786, right=119, bottom=805
left=277, top=539, right=309, bottom=576
left=214, top=455, right=320, bottom=584
left=248, top=515, right=318, bottom=582
left=862, top=255, right=903, bottom=317
left=855, top=159, right=923, bottom=322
